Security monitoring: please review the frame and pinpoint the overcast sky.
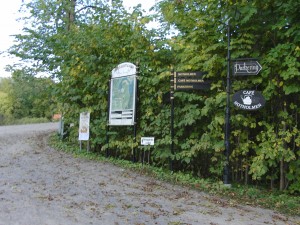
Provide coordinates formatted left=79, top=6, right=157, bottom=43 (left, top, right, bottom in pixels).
left=0, top=0, right=158, bottom=78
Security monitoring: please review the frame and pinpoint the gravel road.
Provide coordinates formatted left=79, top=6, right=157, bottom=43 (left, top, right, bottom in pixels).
left=0, top=123, right=299, bottom=225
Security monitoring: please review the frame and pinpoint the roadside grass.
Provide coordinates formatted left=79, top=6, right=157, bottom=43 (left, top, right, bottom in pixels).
left=49, top=134, right=300, bottom=217
left=0, top=117, right=50, bottom=126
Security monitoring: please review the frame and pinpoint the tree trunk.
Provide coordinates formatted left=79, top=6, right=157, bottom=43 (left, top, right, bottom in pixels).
left=245, top=167, right=249, bottom=185
left=280, top=158, right=285, bottom=191
left=66, top=0, right=76, bottom=31
left=280, top=103, right=287, bottom=191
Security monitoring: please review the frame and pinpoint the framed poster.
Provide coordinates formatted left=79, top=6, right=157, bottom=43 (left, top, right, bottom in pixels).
left=79, top=112, right=90, bottom=140
left=109, top=63, right=137, bottom=126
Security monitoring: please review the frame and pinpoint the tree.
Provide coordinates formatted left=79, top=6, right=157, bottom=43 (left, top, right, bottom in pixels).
left=0, top=78, right=14, bottom=124
left=158, top=0, right=300, bottom=191
left=9, top=0, right=300, bottom=192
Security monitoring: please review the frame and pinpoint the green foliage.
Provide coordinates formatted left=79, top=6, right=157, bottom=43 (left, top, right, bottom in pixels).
left=0, top=78, right=13, bottom=122
left=1, top=117, right=50, bottom=126
left=0, top=71, right=55, bottom=124
left=155, top=0, right=300, bottom=192
left=9, top=0, right=300, bottom=193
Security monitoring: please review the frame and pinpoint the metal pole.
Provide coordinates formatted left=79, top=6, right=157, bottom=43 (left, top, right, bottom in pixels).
left=170, top=69, right=175, bottom=171
left=224, top=19, right=231, bottom=185
left=133, top=125, right=137, bottom=163
left=106, top=80, right=111, bottom=158
left=132, top=62, right=139, bottom=163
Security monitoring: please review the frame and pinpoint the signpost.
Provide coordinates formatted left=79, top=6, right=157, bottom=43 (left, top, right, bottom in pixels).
left=141, top=137, right=154, bottom=165
left=224, top=20, right=231, bottom=186
left=172, top=71, right=211, bottom=91
left=169, top=70, right=210, bottom=171
left=233, top=60, right=262, bottom=76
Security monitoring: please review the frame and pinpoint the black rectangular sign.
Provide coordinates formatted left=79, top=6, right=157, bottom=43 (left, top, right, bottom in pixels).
left=175, top=82, right=211, bottom=90
left=174, top=71, right=207, bottom=77
left=175, top=77, right=205, bottom=83
left=171, top=71, right=211, bottom=91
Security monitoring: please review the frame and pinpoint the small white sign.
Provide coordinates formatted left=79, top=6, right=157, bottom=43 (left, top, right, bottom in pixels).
left=141, top=137, right=155, bottom=146
left=79, top=112, right=90, bottom=140
left=233, top=61, right=262, bottom=76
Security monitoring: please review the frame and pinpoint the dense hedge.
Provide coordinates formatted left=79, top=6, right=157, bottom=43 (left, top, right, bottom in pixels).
left=9, top=0, right=300, bottom=192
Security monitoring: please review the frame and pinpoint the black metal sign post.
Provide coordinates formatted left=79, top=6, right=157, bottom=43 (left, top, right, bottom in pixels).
left=224, top=20, right=231, bottom=186
left=106, top=80, right=111, bottom=158
left=170, top=70, right=211, bottom=172
left=170, top=68, right=175, bottom=171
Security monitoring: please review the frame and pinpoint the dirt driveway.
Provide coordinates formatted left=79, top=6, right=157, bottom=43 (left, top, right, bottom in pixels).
left=0, top=123, right=299, bottom=225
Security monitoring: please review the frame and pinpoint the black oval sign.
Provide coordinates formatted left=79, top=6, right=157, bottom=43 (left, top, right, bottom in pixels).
left=232, top=90, right=265, bottom=111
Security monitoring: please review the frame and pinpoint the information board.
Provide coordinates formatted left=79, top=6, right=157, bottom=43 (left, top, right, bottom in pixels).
left=109, top=63, right=137, bottom=126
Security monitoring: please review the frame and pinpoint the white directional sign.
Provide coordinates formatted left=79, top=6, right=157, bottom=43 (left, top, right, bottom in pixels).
left=141, top=137, right=155, bottom=146
left=233, top=61, right=262, bottom=76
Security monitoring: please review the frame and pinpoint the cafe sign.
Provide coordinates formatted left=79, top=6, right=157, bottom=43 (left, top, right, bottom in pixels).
left=232, top=90, right=265, bottom=111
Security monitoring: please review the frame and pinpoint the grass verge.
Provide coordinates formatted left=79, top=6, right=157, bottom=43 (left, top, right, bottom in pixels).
left=49, top=133, right=300, bottom=217
left=0, top=117, right=50, bottom=126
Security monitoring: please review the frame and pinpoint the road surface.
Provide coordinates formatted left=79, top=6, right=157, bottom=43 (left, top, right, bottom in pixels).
left=0, top=123, right=298, bottom=225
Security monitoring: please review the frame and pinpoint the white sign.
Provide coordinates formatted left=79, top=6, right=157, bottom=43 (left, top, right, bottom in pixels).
left=141, top=137, right=155, bottom=146
left=109, top=63, right=137, bottom=126
left=233, top=61, right=262, bottom=76
left=112, top=62, right=136, bottom=78
left=79, top=112, right=90, bottom=140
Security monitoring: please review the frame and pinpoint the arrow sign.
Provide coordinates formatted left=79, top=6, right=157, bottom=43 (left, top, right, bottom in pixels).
left=171, top=71, right=211, bottom=91
left=233, top=61, right=262, bottom=76
left=175, top=71, right=207, bottom=77
left=175, top=82, right=211, bottom=90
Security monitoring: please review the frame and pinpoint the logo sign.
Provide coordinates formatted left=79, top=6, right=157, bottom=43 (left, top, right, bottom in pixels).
left=141, top=137, right=155, bottom=146
left=109, top=63, right=137, bottom=126
left=233, top=90, right=265, bottom=111
left=233, top=61, right=262, bottom=76
left=79, top=112, right=90, bottom=140
left=112, top=62, right=136, bottom=78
